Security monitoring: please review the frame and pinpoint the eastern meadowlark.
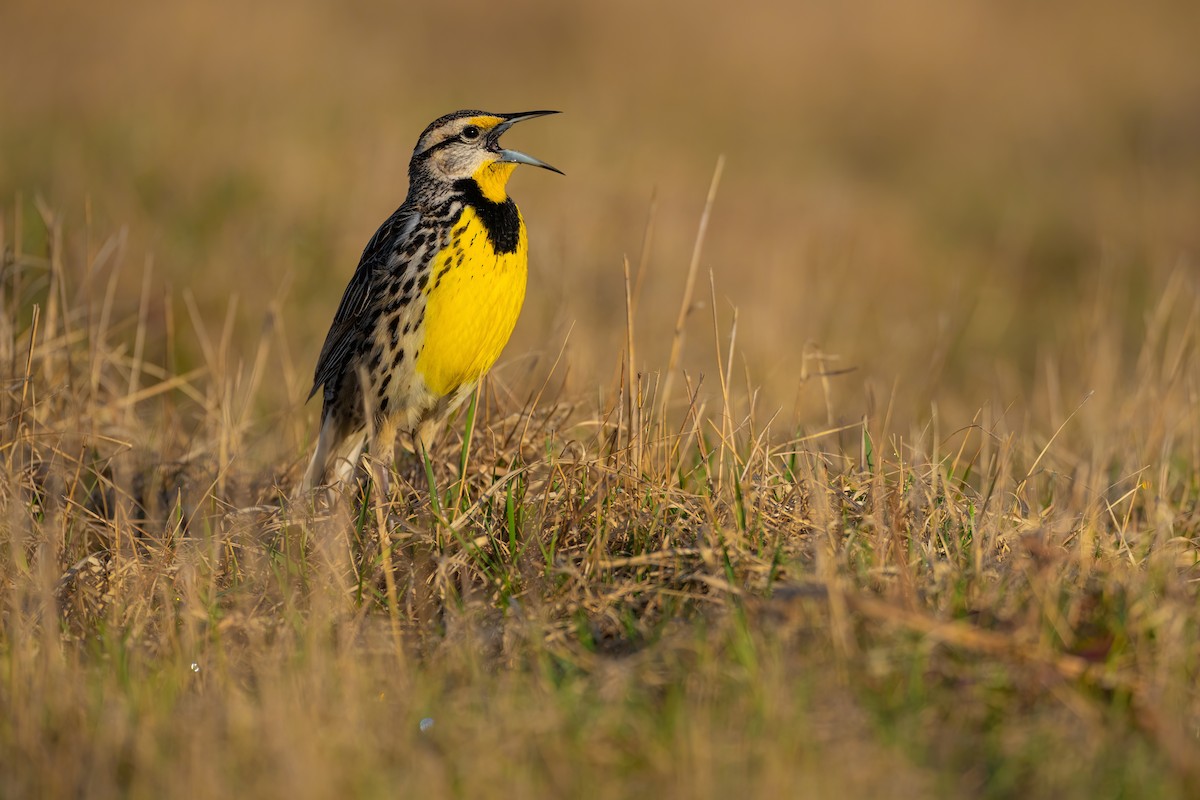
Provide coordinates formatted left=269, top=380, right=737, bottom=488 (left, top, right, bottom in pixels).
left=301, top=109, right=561, bottom=492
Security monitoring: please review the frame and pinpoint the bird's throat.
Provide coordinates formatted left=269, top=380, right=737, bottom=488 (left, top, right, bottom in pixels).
left=471, top=161, right=518, bottom=203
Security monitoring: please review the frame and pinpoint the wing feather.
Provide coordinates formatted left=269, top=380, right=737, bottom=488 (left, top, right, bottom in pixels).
left=307, top=205, right=421, bottom=401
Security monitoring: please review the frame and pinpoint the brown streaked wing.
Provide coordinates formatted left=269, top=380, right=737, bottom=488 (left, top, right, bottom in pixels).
left=307, top=206, right=421, bottom=401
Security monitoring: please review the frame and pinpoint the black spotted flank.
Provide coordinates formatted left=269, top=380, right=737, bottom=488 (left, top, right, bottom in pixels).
left=453, top=178, right=522, bottom=255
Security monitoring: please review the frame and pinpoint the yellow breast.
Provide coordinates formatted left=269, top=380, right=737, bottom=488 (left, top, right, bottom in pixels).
left=416, top=206, right=528, bottom=397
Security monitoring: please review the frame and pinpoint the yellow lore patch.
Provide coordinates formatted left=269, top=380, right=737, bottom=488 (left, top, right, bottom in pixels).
left=416, top=206, right=528, bottom=397
left=468, top=115, right=504, bottom=130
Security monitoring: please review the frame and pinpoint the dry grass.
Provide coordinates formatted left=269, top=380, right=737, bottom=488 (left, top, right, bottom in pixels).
left=3, top=0, right=1200, bottom=797
left=4, top=189, right=1200, bottom=799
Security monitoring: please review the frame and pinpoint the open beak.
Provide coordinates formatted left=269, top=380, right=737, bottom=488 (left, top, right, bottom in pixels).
left=492, top=110, right=564, bottom=175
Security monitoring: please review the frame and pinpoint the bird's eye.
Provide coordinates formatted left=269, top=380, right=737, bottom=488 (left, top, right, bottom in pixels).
left=461, top=125, right=481, bottom=141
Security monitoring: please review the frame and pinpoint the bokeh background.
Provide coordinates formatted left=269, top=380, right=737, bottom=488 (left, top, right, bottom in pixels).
left=3, top=0, right=1199, bottom=454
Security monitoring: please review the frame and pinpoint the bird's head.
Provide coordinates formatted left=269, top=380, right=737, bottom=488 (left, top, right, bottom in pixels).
left=410, top=109, right=562, bottom=202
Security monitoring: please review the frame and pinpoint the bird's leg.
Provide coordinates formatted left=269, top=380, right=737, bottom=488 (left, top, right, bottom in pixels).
left=299, top=420, right=335, bottom=495
left=368, top=417, right=398, bottom=503
left=301, top=415, right=365, bottom=498
left=329, top=430, right=368, bottom=489
left=414, top=415, right=440, bottom=460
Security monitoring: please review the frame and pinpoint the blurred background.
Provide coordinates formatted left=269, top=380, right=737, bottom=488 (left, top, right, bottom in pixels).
left=2, top=0, right=1198, bottom=455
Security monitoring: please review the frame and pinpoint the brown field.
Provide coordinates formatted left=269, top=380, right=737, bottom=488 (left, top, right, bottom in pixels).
left=2, top=0, right=1200, bottom=796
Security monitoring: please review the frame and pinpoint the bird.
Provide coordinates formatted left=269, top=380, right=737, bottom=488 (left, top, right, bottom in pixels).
left=300, top=109, right=561, bottom=493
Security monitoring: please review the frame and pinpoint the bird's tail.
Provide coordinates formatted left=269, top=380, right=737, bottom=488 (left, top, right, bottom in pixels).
left=299, top=416, right=367, bottom=495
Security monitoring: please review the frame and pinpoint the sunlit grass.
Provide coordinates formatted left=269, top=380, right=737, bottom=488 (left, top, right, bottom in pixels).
left=3, top=189, right=1200, bottom=797
left=3, top=1, right=1200, bottom=795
